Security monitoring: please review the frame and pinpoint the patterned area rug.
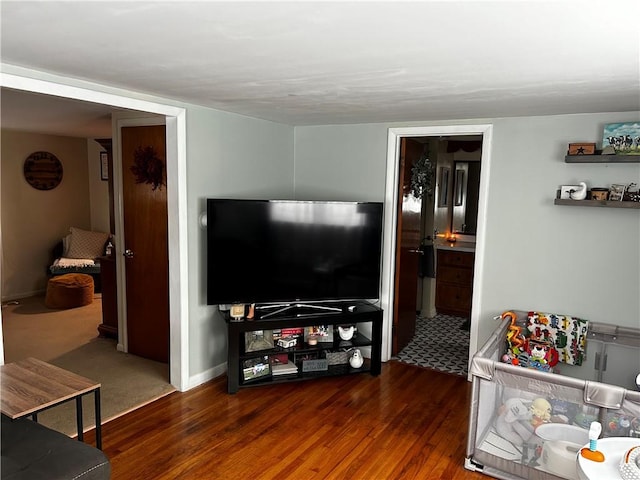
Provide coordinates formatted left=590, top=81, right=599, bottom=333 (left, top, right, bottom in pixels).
left=393, top=313, right=470, bottom=377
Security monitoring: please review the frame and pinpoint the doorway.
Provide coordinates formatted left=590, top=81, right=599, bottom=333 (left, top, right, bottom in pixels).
left=0, top=108, right=176, bottom=431
left=393, top=135, right=482, bottom=375
left=381, top=124, right=493, bottom=377
left=0, top=71, right=188, bottom=390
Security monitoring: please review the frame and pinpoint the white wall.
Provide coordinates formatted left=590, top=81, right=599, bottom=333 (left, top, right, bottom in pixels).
left=294, top=112, right=640, bottom=354
left=185, top=106, right=295, bottom=376
left=481, top=113, right=639, bottom=340
left=1, top=130, right=92, bottom=300
left=293, top=124, right=389, bottom=201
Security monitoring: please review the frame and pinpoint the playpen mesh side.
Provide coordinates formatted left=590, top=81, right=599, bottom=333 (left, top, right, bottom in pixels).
left=469, top=371, right=593, bottom=480
left=601, top=393, right=640, bottom=439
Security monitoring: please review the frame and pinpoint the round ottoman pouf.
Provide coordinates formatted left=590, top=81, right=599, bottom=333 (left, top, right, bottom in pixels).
left=45, top=274, right=94, bottom=309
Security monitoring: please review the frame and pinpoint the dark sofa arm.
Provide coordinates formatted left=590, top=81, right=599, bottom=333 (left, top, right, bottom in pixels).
left=1, top=415, right=110, bottom=480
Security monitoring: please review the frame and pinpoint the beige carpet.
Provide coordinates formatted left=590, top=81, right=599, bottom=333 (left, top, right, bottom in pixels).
left=1, top=294, right=176, bottom=436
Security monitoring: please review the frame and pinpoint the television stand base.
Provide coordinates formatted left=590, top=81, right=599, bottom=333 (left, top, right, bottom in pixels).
left=224, top=301, right=383, bottom=393
left=258, top=302, right=342, bottom=319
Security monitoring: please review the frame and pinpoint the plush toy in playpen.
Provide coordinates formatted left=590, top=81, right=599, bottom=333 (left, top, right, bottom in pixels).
left=501, top=311, right=561, bottom=372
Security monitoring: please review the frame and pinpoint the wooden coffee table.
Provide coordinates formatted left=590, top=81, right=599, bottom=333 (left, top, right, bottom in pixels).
left=0, top=357, right=102, bottom=449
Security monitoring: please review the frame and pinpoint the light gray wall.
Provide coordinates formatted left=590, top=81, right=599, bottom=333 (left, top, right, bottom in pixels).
left=293, top=124, right=389, bottom=201
left=294, top=112, right=640, bottom=352
left=480, top=113, right=639, bottom=342
left=186, top=106, right=294, bottom=376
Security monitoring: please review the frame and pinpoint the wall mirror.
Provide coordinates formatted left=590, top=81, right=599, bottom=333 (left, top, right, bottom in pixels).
left=451, top=161, right=481, bottom=234
left=438, top=167, right=449, bottom=207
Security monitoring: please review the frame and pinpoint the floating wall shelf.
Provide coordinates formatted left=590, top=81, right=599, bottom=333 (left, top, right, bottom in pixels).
left=565, top=155, right=640, bottom=163
left=554, top=199, right=640, bottom=209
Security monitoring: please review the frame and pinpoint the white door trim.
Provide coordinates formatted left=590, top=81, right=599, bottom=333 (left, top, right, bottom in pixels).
left=1, top=70, right=189, bottom=391
left=382, top=124, right=493, bottom=374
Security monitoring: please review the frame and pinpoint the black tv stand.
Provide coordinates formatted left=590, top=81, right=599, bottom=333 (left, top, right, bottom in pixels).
left=224, top=301, right=382, bottom=394
left=258, top=302, right=342, bottom=319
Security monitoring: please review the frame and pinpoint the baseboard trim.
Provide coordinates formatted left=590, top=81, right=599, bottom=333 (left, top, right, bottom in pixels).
left=187, top=361, right=227, bottom=390
left=1, top=289, right=46, bottom=303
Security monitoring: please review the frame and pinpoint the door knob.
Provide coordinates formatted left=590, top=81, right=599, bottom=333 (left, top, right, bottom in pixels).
left=408, top=249, right=424, bottom=255
left=123, top=249, right=134, bottom=258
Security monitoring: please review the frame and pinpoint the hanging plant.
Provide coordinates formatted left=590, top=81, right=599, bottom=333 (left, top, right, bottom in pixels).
left=410, top=152, right=435, bottom=198
left=130, top=145, right=165, bottom=190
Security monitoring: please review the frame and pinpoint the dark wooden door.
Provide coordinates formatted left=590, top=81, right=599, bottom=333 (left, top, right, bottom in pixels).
left=121, top=125, right=169, bottom=363
left=392, top=138, right=424, bottom=355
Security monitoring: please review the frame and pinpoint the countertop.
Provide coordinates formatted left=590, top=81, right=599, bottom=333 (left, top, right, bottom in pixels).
left=435, top=240, right=476, bottom=253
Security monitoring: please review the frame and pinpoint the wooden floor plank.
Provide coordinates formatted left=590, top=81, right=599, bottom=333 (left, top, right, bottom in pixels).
left=83, top=361, right=487, bottom=479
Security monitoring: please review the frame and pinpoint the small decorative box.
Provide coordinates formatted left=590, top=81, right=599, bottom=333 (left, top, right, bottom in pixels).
left=277, top=336, right=297, bottom=348
left=567, top=143, right=596, bottom=155
left=326, top=351, right=349, bottom=365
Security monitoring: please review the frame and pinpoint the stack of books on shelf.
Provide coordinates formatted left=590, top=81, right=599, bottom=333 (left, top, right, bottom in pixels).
left=271, top=360, right=298, bottom=376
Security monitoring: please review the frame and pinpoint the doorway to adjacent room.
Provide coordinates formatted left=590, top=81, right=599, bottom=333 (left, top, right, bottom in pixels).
left=382, top=124, right=492, bottom=378
left=0, top=72, right=188, bottom=391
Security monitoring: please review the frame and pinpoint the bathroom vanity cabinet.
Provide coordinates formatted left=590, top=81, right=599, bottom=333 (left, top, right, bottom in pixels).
left=435, top=249, right=475, bottom=318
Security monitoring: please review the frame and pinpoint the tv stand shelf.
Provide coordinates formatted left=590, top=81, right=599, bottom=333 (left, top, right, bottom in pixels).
left=225, top=301, right=383, bottom=394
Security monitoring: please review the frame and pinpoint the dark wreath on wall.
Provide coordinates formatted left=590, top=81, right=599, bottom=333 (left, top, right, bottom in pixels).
left=130, top=145, right=165, bottom=190
left=410, top=149, right=435, bottom=199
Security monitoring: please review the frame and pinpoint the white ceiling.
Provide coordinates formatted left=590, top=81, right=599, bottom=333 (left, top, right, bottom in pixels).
left=1, top=1, right=639, bottom=138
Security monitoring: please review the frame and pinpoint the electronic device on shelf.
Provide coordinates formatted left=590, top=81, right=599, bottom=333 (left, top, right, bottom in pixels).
left=206, top=199, right=384, bottom=306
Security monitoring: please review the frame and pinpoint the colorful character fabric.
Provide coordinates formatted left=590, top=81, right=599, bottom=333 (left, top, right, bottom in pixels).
left=527, top=312, right=588, bottom=366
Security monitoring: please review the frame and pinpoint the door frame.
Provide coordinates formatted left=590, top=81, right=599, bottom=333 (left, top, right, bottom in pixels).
left=381, top=124, right=493, bottom=371
left=1, top=70, right=189, bottom=391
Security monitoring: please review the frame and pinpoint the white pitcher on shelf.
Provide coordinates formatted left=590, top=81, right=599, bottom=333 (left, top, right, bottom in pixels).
left=349, top=349, right=364, bottom=369
left=338, top=325, right=355, bottom=341
left=570, top=182, right=588, bottom=200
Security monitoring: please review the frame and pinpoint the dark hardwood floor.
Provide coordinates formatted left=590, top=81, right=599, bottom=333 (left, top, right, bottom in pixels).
left=86, top=361, right=487, bottom=479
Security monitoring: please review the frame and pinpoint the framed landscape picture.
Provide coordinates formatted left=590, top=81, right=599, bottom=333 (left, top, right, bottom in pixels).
left=602, top=122, right=640, bottom=154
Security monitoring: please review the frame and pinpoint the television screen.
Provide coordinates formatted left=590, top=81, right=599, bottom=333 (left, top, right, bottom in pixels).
left=206, top=199, right=383, bottom=305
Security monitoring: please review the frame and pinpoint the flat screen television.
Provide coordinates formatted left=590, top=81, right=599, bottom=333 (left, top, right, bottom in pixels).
left=206, top=199, right=384, bottom=306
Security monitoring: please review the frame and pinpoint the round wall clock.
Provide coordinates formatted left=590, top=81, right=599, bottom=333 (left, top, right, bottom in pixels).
left=23, top=151, right=63, bottom=190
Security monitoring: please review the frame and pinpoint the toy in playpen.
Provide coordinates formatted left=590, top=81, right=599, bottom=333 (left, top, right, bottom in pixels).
left=620, top=445, right=640, bottom=480
left=580, top=421, right=605, bottom=462
left=494, top=397, right=535, bottom=447
left=494, top=396, right=553, bottom=446
left=501, top=311, right=559, bottom=372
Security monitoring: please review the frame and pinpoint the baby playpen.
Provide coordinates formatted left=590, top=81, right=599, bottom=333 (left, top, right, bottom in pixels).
left=465, top=310, right=640, bottom=480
